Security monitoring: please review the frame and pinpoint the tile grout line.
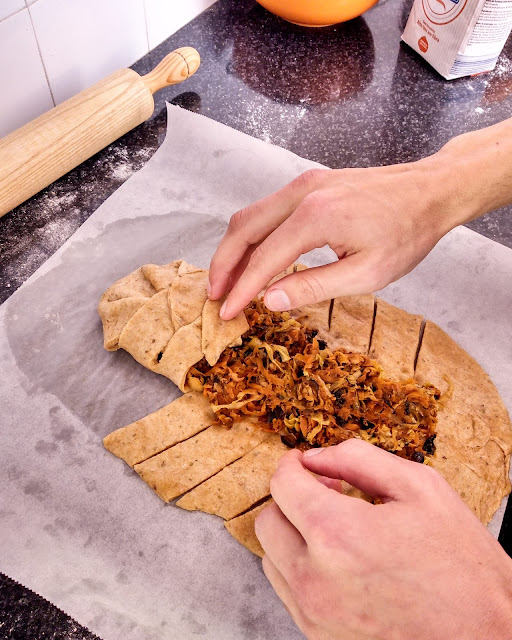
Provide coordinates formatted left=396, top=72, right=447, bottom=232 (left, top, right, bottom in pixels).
left=142, top=0, right=151, bottom=58
left=0, top=5, right=26, bottom=23
left=26, top=2, right=56, bottom=107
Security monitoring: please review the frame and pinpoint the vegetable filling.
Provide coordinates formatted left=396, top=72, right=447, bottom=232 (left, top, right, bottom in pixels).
left=188, top=300, right=440, bottom=462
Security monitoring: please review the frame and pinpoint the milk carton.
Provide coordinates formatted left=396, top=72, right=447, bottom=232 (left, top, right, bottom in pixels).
left=402, top=0, right=512, bottom=79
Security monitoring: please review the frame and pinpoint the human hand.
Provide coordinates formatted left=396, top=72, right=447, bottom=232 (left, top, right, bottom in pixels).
left=255, top=440, right=512, bottom=640
left=208, top=159, right=476, bottom=320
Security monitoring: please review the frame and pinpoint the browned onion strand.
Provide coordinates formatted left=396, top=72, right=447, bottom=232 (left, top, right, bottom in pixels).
left=188, top=300, right=440, bottom=462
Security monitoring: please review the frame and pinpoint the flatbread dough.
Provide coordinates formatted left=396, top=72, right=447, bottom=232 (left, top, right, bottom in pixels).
left=98, top=260, right=249, bottom=381
left=98, top=297, right=148, bottom=351
left=103, top=392, right=214, bottom=467
left=118, top=289, right=175, bottom=369
left=142, top=262, right=181, bottom=292
left=176, top=435, right=288, bottom=519
left=134, top=420, right=270, bottom=502
left=202, top=298, right=249, bottom=367
left=98, top=266, right=158, bottom=350
left=170, top=268, right=209, bottom=330
left=154, top=317, right=204, bottom=391
left=328, top=294, right=375, bottom=354
left=368, top=298, right=423, bottom=380
left=290, top=299, right=331, bottom=333
left=224, top=499, right=272, bottom=558
left=100, top=261, right=512, bottom=556
left=415, top=321, right=512, bottom=523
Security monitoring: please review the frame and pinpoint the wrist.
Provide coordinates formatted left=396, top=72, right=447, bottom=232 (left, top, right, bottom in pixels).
left=433, top=119, right=512, bottom=227
left=407, top=151, right=478, bottom=242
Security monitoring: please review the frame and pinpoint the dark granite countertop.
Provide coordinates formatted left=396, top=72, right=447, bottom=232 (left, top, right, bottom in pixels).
left=1, top=0, right=511, bottom=637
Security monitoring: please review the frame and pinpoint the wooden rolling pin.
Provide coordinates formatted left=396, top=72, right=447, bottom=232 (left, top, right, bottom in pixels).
left=0, top=46, right=200, bottom=218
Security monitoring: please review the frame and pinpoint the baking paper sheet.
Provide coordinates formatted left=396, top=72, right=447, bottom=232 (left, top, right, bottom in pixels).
left=1, top=104, right=511, bottom=640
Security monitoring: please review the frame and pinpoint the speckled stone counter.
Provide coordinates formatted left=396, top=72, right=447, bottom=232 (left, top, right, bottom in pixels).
left=1, top=0, right=512, bottom=636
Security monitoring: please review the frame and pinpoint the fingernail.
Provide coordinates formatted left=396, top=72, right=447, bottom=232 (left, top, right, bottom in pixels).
left=207, top=280, right=212, bottom=298
left=220, top=300, right=228, bottom=319
left=303, top=448, right=324, bottom=458
left=266, top=288, right=291, bottom=311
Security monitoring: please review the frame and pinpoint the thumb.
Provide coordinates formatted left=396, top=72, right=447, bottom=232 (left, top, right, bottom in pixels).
left=264, top=253, right=379, bottom=311
left=302, top=439, right=423, bottom=502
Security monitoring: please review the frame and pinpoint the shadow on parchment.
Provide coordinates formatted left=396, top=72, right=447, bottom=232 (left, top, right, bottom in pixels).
left=5, top=211, right=227, bottom=439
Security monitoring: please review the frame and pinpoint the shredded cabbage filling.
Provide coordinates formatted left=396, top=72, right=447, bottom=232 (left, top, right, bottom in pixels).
left=188, top=300, right=440, bottom=462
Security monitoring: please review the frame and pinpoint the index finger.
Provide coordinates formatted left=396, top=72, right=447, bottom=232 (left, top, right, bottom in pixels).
left=270, top=450, right=371, bottom=542
left=208, top=169, right=329, bottom=301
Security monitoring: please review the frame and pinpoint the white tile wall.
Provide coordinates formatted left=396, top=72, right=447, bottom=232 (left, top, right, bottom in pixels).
left=0, top=0, right=218, bottom=137
left=0, top=9, right=54, bottom=138
left=145, top=0, right=218, bottom=50
left=30, top=0, right=148, bottom=104
left=0, top=0, right=25, bottom=21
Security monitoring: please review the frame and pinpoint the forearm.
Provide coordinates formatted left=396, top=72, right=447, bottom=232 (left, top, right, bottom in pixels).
left=434, top=117, right=512, bottom=230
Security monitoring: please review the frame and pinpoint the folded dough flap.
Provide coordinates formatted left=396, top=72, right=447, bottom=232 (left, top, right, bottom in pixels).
left=134, top=419, right=270, bottom=502
left=99, top=259, right=250, bottom=390
left=224, top=499, right=273, bottom=558
left=169, top=267, right=209, bottom=331
left=118, top=289, right=175, bottom=369
left=176, top=435, right=288, bottom=520
left=202, top=298, right=249, bottom=367
left=98, top=262, right=179, bottom=350
left=98, top=297, right=148, bottom=351
left=103, top=392, right=215, bottom=467
left=142, top=261, right=182, bottom=292
left=101, top=266, right=158, bottom=303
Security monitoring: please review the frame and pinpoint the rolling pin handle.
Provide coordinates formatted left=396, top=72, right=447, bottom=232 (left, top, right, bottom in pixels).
left=142, top=47, right=201, bottom=94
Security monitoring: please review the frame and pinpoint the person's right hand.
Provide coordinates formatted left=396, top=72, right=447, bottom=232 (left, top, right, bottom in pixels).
left=208, top=155, right=478, bottom=321
left=256, top=440, right=512, bottom=640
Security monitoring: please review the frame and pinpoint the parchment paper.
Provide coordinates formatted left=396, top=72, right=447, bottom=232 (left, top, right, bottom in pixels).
left=1, top=104, right=511, bottom=640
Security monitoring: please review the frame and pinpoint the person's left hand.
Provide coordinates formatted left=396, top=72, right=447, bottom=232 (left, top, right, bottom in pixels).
left=255, top=439, right=512, bottom=640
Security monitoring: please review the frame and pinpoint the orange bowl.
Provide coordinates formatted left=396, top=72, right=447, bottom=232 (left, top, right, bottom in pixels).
left=255, top=0, right=379, bottom=26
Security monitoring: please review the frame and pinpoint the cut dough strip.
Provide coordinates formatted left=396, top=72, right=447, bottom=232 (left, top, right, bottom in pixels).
left=290, top=299, right=330, bottom=334
left=176, top=435, right=288, bottom=520
left=153, top=317, right=204, bottom=391
left=134, top=420, right=270, bottom=502
left=328, top=294, right=375, bottom=354
left=368, top=298, right=423, bottom=380
left=103, top=392, right=215, bottom=467
left=225, top=499, right=272, bottom=558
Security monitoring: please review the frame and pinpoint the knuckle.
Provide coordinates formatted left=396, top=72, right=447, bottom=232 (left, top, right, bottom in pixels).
left=245, top=246, right=273, bottom=282
left=299, top=191, right=329, bottom=218
left=293, top=168, right=328, bottom=191
left=400, top=458, right=440, bottom=496
left=208, top=254, right=223, bottom=275
left=248, top=244, right=266, bottom=268
left=339, top=437, right=367, bottom=455
left=302, top=508, right=330, bottom=541
left=418, top=463, right=446, bottom=490
left=227, top=209, right=247, bottom=235
left=296, top=272, right=327, bottom=305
